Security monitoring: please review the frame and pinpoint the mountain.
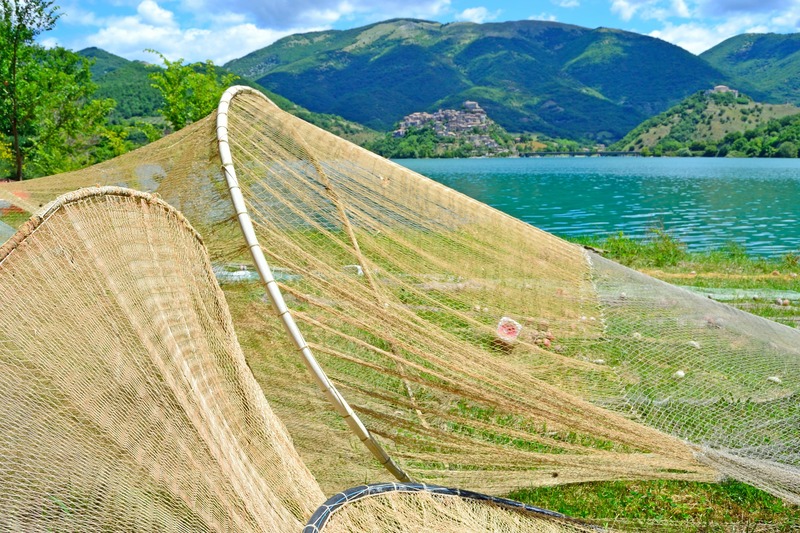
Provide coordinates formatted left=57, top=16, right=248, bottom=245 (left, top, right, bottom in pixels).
left=224, top=19, right=730, bottom=141
left=80, top=48, right=378, bottom=144
left=79, top=47, right=163, bottom=120
left=701, top=33, right=800, bottom=106
left=612, top=88, right=800, bottom=154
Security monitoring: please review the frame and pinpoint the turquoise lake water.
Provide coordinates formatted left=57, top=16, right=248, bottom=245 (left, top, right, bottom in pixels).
left=394, top=157, right=800, bottom=257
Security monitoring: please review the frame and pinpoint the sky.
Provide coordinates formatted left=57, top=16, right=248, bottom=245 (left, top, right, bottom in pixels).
left=40, top=0, right=800, bottom=64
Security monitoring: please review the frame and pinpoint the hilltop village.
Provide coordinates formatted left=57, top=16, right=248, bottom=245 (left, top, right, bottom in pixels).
left=368, top=100, right=599, bottom=158
left=391, top=101, right=505, bottom=156
left=395, top=101, right=492, bottom=137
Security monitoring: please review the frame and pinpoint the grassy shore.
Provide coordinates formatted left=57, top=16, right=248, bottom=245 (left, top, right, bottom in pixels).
left=509, top=478, right=799, bottom=531
left=507, top=230, right=800, bottom=529
left=572, top=229, right=800, bottom=328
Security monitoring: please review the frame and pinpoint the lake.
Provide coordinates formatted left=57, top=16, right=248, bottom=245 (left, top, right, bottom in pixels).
left=394, top=157, right=800, bottom=257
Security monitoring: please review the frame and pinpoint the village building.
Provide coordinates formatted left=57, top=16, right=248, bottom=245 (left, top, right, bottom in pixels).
left=389, top=101, right=511, bottom=156
left=709, top=85, right=739, bottom=97
left=394, top=101, right=490, bottom=137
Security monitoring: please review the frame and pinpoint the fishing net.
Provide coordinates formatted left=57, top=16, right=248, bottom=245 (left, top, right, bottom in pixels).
left=0, top=86, right=797, bottom=514
left=0, top=187, right=324, bottom=530
left=0, top=186, right=603, bottom=531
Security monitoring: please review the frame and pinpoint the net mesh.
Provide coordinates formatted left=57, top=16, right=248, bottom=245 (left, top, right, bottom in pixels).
left=0, top=187, right=600, bottom=531
left=0, top=187, right=324, bottom=530
left=590, top=254, right=800, bottom=503
left=0, top=86, right=797, bottom=512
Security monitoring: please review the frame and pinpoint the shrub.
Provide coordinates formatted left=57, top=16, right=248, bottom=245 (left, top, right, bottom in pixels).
left=777, top=141, right=798, bottom=158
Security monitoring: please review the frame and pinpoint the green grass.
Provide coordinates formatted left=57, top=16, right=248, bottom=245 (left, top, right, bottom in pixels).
left=508, top=479, right=800, bottom=530
left=0, top=209, right=31, bottom=229
left=534, top=230, right=800, bottom=527
left=572, top=230, right=800, bottom=328
left=573, top=230, right=799, bottom=275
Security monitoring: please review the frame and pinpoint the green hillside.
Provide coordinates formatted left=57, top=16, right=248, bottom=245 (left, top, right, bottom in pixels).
left=80, top=48, right=378, bottom=144
left=612, top=89, right=800, bottom=155
left=224, top=19, right=729, bottom=141
left=79, top=47, right=163, bottom=120
left=701, top=33, right=800, bottom=105
left=715, top=113, right=800, bottom=157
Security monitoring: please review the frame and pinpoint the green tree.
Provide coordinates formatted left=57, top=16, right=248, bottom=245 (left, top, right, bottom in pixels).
left=1, top=0, right=58, bottom=179
left=24, top=47, right=115, bottom=176
left=0, top=0, right=113, bottom=179
left=776, top=141, right=798, bottom=158
left=147, top=50, right=238, bottom=131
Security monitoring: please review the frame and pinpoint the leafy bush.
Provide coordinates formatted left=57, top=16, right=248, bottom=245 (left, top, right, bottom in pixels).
left=782, top=251, right=800, bottom=268
left=777, top=141, right=798, bottom=158
left=587, top=228, right=688, bottom=268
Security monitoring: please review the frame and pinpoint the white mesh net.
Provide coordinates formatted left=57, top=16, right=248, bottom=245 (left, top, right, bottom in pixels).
left=0, top=86, right=798, bottom=530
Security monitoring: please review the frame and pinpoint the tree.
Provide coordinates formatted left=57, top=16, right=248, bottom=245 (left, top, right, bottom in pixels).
left=0, top=0, right=113, bottom=179
left=776, top=141, right=798, bottom=158
left=24, top=47, right=115, bottom=175
left=0, top=0, right=59, bottom=179
left=147, top=50, right=238, bottom=131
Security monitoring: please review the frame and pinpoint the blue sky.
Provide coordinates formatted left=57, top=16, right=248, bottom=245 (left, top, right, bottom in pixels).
left=41, top=0, right=800, bottom=64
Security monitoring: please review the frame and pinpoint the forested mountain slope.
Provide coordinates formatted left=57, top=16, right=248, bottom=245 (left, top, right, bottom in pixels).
left=612, top=90, right=800, bottom=155
left=224, top=19, right=729, bottom=141
left=701, top=33, right=800, bottom=106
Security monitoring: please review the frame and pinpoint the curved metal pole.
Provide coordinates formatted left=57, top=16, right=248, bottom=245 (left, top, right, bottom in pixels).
left=304, top=482, right=573, bottom=533
left=216, top=86, right=412, bottom=483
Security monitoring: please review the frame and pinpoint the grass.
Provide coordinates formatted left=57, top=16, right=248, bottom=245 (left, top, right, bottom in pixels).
left=0, top=209, right=31, bottom=229
left=573, top=229, right=800, bottom=276
left=520, top=229, right=800, bottom=528
left=572, top=229, right=800, bottom=327
left=508, top=479, right=800, bottom=530
left=574, top=228, right=693, bottom=269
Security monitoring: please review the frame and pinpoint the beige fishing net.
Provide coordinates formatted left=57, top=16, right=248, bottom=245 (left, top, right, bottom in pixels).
left=0, top=85, right=797, bottom=529
left=0, top=188, right=324, bottom=530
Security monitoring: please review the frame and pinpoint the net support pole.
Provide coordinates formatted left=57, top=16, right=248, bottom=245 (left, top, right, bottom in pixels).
left=216, top=85, right=412, bottom=483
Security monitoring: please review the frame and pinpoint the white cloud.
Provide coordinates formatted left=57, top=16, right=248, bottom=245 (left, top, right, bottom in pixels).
left=49, top=0, right=338, bottom=62
left=85, top=18, right=316, bottom=63
left=556, top=0, right=580, bottom=7
left=454, top=7, right=501, bottom=23
left=643, top=0, right=800, bottom=53
left=136, top=0, right=175, bottom=27
left=87, top=16, right=187, bottom=58
left=206, top=24, right=319, bottom=64
left=648, top=16, right=771, bottom=53
left=529, top=12, right=559, bottom=21
left=208, top=0, right=451, bottom=29
left=649, top=22, right=724, bottom=53
left=672, top=0, right=691, bottom=17
left=769, top=3, right=800, bottom=28
left=39, top=37, right=60, bottom=49
left=612, top=0, right=800, bottom=30
left=610, top=0, right=699, bottom=21
left=611, top=0, right=647, bottom=20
